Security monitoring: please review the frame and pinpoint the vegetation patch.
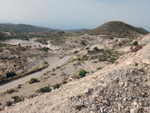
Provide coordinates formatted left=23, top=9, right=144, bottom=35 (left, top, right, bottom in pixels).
left=98, top=50, right=123, bottom=63
left=82, top=55, right=89, bottom=60
left=6, top=101, right=13, bottom=106
left=36, top=86, right=51, bottom=93
left=93, top=47, right=99, bottom=51
left=40, top=47, right=49, bottom=52
left=53, top=84, right=60, bottom=89
left=79, top=70, right=87, bottom=78
left=6, top=72, right=16, bottom=78
left=56, top=66, right=61, bottom=69
left=11, top=95, right=24, bottom=103
left=7, top=88, right=15, bottom=94
left=132, top=41, right=138, bottom=45
left=28, top=78, right=39, bottom=84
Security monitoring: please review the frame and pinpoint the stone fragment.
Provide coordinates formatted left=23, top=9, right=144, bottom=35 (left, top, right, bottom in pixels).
left=142, top=59, right=150, bottom=65
left=130, top=108, right=138, bottom=113
left=72, top=103, right=85, bottom=109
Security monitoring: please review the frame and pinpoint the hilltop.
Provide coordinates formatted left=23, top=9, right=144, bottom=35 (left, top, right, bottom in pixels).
left=79, top=21, right=149, bottom=37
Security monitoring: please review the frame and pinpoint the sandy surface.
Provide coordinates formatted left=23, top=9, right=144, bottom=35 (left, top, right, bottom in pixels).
left=3, top=38, right=46, bottom=48
left=117, top=46, right=131, bottom=52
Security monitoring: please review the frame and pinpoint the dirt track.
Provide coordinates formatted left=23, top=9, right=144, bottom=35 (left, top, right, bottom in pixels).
left=0, top=55, right=72, bottom=93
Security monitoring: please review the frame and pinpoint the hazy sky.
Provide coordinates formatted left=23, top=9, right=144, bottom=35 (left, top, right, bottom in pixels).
left=0, top=0, right=150, bottom=30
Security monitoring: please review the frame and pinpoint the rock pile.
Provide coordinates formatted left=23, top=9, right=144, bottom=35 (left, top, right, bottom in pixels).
left=62, top=66, right=150, bottom=113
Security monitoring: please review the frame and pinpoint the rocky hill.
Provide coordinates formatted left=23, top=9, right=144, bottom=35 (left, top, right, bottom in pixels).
left=0, top=23, right=58, bottom=33
left=79, top=21, right=149, bottom=37
left=1, top=43, right=150, bottom=112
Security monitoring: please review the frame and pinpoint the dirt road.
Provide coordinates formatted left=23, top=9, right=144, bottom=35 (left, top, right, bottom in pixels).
left=0, top=55, right=72, bottom=93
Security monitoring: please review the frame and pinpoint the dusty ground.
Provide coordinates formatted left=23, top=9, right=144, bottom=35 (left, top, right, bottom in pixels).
left=117, top=46, right=131, bottom=52
left=0, top=55, right=108, bottom=106
left=0, top=33, right=149, bottom=111
left=1, top=42, right=150, bottom=113
left=3, top=38, right=46, bottom=48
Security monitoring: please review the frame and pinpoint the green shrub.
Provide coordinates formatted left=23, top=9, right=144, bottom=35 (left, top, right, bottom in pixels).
left=107, top=50, right=113, bottom=55
left=82, top=55, right=89, bottom=60
left=11, top=95, right=24, bottom=103
left=133, top=41, right=138, bottom=45
left=87, top=50, right=91, bottom=53
left=109, top=57, right=118, bottom=64
left=99, top=54, right=107, bottom=61
left=56, top=66, right=61, bottom=69
left=74, top=50, right=78, bottom=53
left=28, top=78, right=38, bottom=84
left=93, top=47, right=98, bottom=51
left=81, top=40, right=86, bottom=45
left=36, top=86, right=51, bottom=93
left=44, top=62, right=48, bottom=64
left=79, top=70, right=87, bottom=77
left=53, top=84, right=60, bottom=89
left=42, top=47, right=49, bottom=52
left=86, top=47, right=89, bottom=50
left=7, top=72, right=16, bottom=78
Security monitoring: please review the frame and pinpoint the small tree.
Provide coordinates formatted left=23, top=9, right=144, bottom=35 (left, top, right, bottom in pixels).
left=93, top=47, right=98, bottom=51
left=81, top=40, right=86, bottom=45
left=79, top=70, right=87, bottom=77
left=133, top=41, right=138, bottom=45
left=28, top=78, right=38, bottom=84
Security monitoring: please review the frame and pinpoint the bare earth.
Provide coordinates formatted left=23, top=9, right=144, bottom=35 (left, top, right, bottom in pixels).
left=1, top=44, right=150, bottom=113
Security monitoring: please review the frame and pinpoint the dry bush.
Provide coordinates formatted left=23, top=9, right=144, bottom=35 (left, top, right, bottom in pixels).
left=130, top=45, right=142, bottom=52
left=6, top=101, right=13, bottom=106
left=7, top=88, right=15, bottom=94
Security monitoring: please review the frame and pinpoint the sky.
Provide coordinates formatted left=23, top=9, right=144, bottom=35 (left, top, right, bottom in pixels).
left=0, top=0, right=150, bottom=31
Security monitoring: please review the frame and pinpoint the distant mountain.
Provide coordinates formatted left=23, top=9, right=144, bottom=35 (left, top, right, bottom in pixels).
left=79, top=21, right=149, bottom=37
left=62, top=28, right=88, bottom=33
left=0, top=23, right=58, bottom=33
